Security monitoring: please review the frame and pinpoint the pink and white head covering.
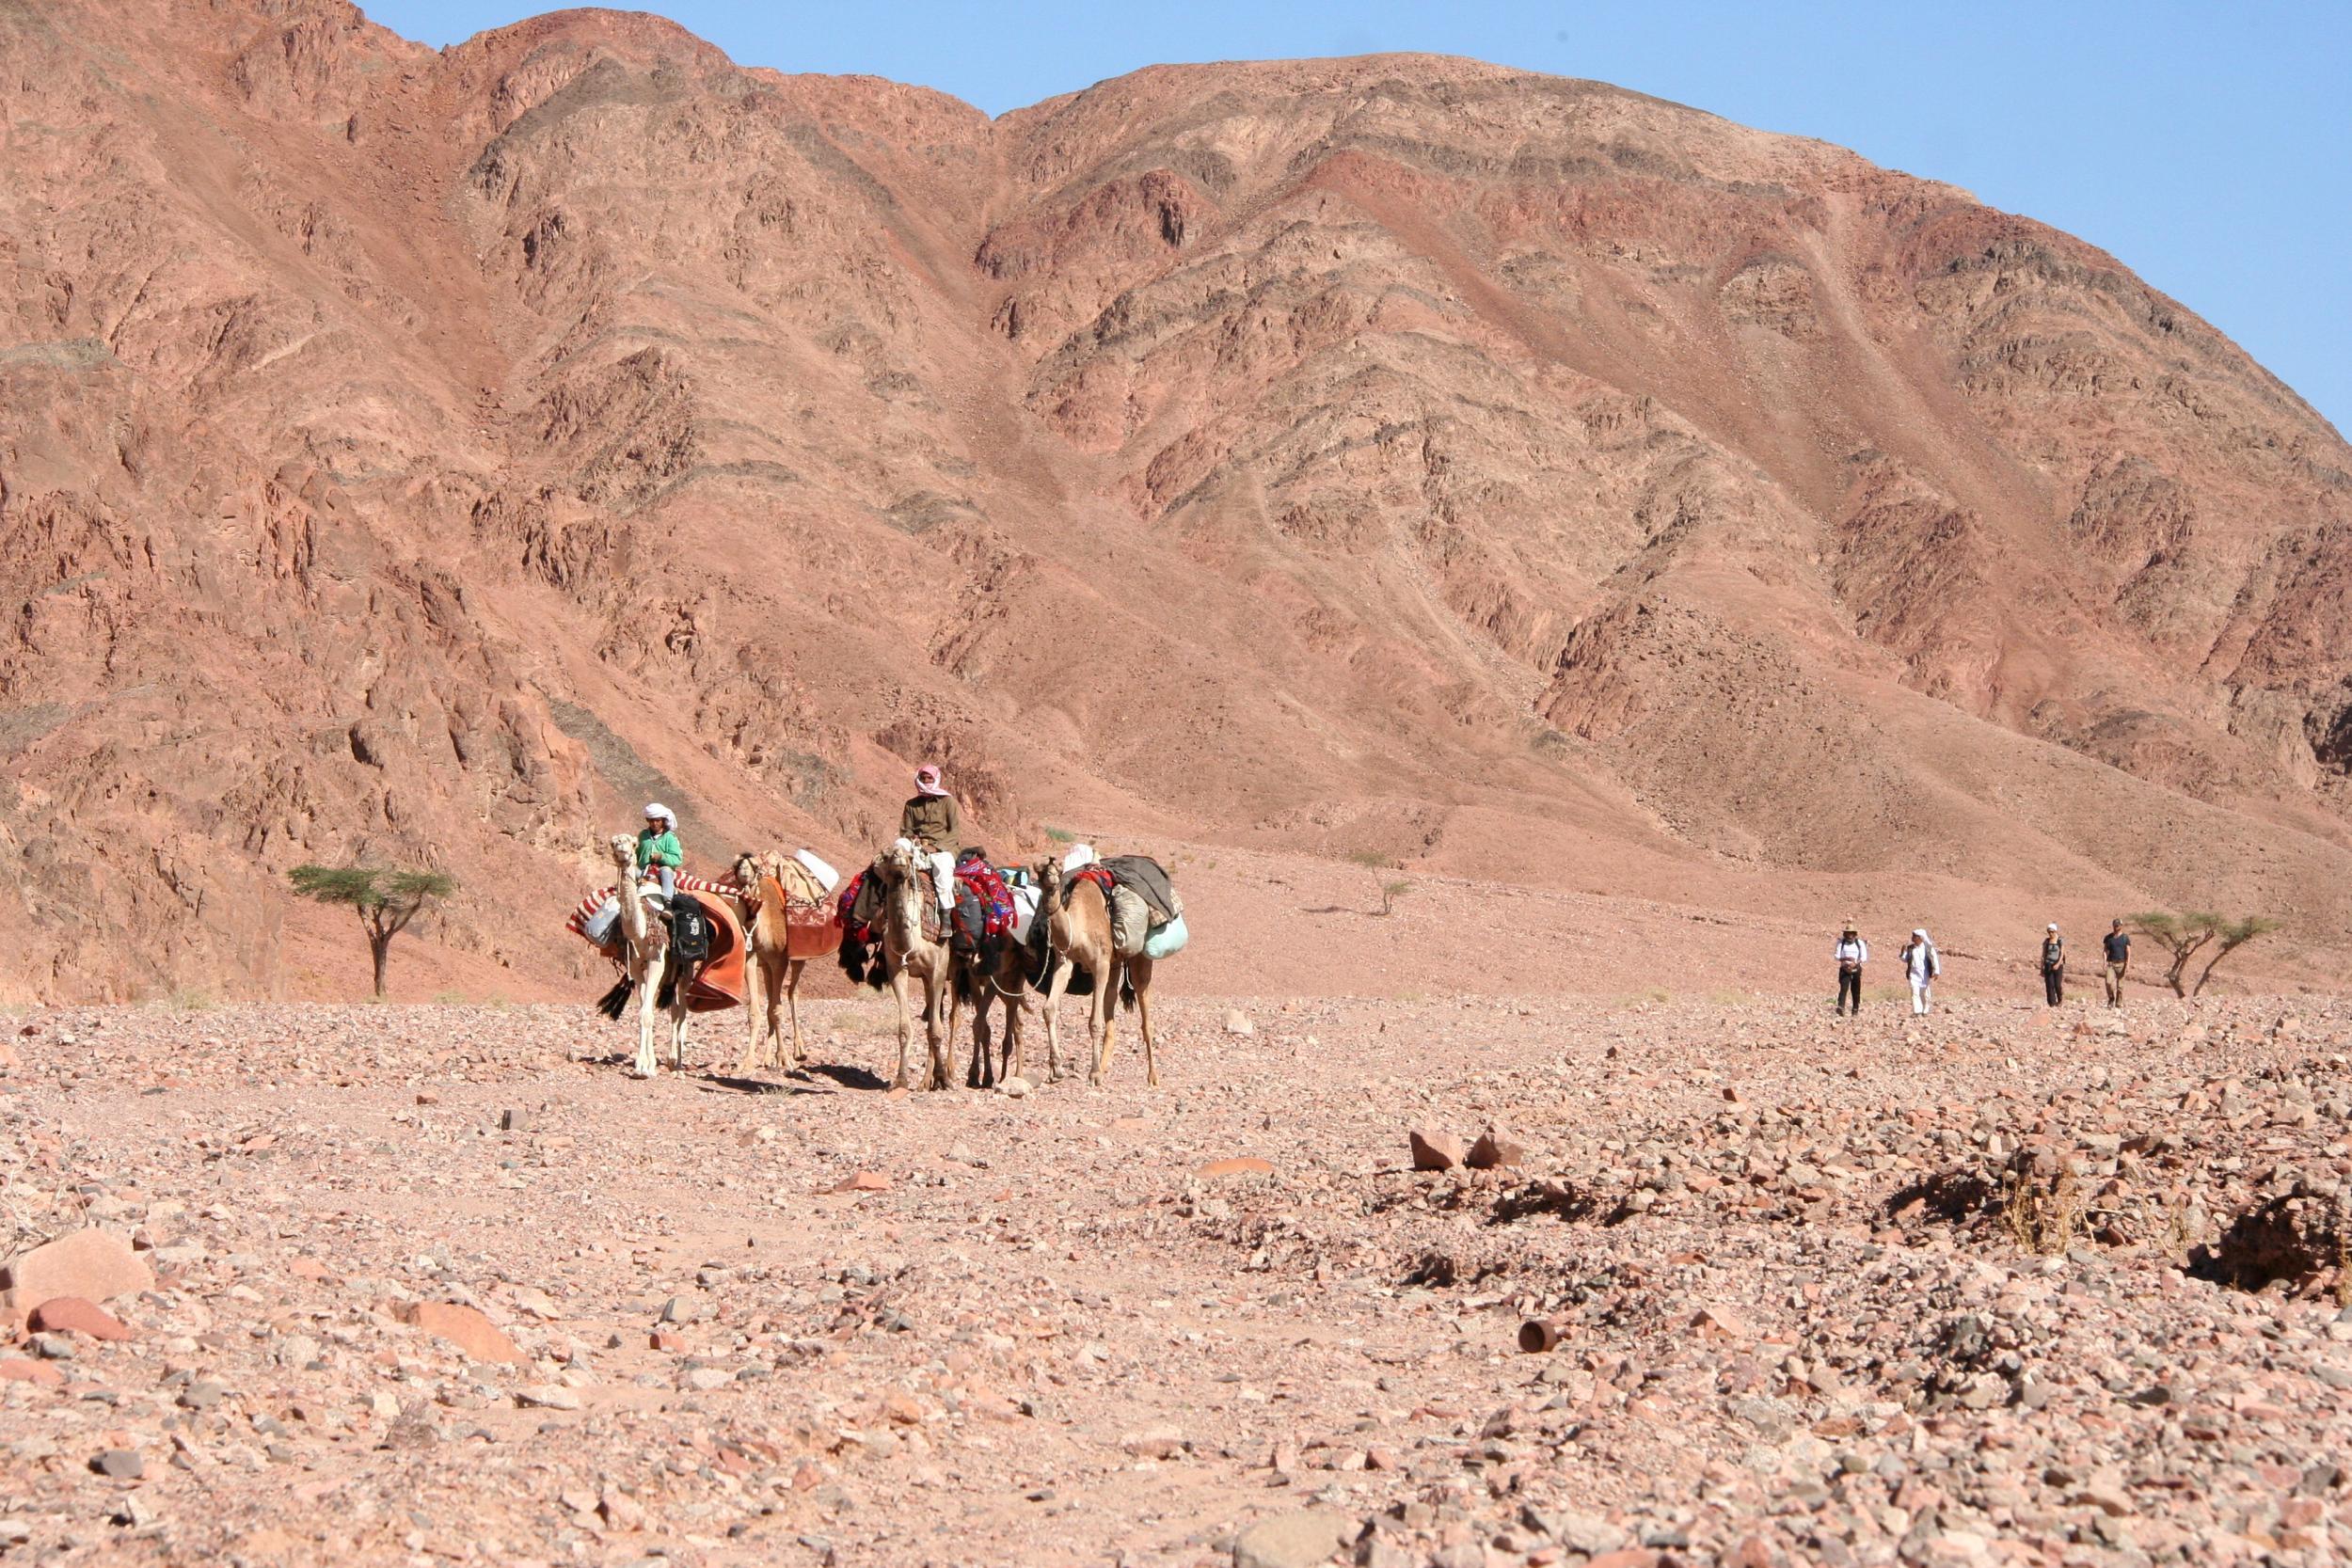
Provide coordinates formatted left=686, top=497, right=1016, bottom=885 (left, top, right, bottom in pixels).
left=914, top=765, right=948, bottom=797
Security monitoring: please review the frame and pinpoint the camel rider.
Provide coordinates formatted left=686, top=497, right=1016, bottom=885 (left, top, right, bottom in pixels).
left=636, top=803, right=683, bottom=902
left=899, top=765, right=961, bottom=911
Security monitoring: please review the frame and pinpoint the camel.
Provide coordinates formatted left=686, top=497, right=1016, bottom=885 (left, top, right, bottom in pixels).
left=873, top=840, right=956, bottom=1091
left=606, top=833, right=689, bottom=1079
left=1031, top=857, right=1160, bottom=1087
left=946, top=895, right=1033, bottom=1090
left=729, top=850, right=828, bottom=1077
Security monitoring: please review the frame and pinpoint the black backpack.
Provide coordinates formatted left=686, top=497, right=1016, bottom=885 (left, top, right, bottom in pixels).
left=669, top=899, right=712, bottom=965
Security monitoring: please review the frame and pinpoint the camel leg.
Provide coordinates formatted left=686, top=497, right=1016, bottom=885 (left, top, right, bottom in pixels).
left=784, top=960, right=805, bottom=1070
left=999, top=968, right=1022, bottom=1085
left=736, top=952, right=766, bottom=1076
left=670, top=994, right=690, bottom=1074
left=762, top=958, right=787, bottom=1070
left=946, top=966, right=970, bottom=1086
left=1128, top=957, right=1158, bottom=1088
left=927, top=971, right=952, bottom=1091
left=1041, top=959, right=1072, bottom=1083
left=969, top=987, right=993, bottom=1090
left=632, top=958, right=660, bottom=1079
left=889, top=965, right=913, bottom=1090
left=1090, top=958, right=1121, bottom=1086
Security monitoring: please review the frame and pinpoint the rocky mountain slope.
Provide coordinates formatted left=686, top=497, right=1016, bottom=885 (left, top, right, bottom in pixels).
left=3, top=0, right=2349, bottom=1000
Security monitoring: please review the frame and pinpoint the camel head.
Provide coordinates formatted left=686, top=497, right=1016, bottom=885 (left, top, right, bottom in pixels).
left=1032, top=856, right=1064, bottom=911
left=731, top=849, right=760, bottom=890
left=608, top=832, right=638, bottom=867
left=879, top=839, right=918, bottom=882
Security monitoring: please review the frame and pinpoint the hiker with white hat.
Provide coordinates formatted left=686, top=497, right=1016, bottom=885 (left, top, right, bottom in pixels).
left=2040, top=923, right=2066, bottom=1007
left=1899, top=927, right=1941, bottom=1016
left=636, top=802, right=683, bottom=902
left=898, top=764, right=961, bottom=910
left=1833, top=921, right=1867, bottom=1017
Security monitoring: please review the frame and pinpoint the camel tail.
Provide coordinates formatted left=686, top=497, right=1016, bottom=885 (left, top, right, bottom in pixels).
left=595, top=977, right=634, bottom=1020
left=1120, top=973, right=1137, bottom=1012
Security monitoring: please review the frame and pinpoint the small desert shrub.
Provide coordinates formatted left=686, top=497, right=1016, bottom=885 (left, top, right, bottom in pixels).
left=2002, top=1163, right=2082, bottom=1256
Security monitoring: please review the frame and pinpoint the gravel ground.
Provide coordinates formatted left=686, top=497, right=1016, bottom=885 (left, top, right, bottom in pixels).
left=4, top=991, right=2352, bottom=1567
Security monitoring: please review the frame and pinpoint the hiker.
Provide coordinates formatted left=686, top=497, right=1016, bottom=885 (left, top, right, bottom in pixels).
left=2040, top=923, right=2065, bottom=1007
left=1834, top=922, right=1867, bottom=1016
left=1899, top=927, right=1941, bottom=1015
left=2102, top=918, right=2131, bottom=1006
left=636, top=802, right=683, bottom=901
left=898, top=764, right=961, bottom=910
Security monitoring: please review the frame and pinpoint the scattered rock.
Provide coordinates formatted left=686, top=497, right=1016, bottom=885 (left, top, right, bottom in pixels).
left=1199, top=1156, right=1274, bottom=1179
left=401, top=1301, right=522, bottom=1364
left=91, top=1449, right=143, bottom=1481
left=516, top=1385, right=581, bottom=1411
left=1224, top=1010, right=1255, bottom=1037
left=0, top=1227, right=153, bottom=1324
left=1232, top=1509, right=1351, bottom=1568
left=1408, top=1131, right=1463, bottom=1171
left=827, top=1171, right=891, bottom=1195
left=999, top=1076, right=1031, bottom=1099
left=29, top=1296, right=132, bottom=1341
left=1466, top=1128, right=1526, bottom=1169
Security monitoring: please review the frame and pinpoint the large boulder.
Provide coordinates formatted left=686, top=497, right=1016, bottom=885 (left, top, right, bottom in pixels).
left=1, top=1227, right=152, bottom=1329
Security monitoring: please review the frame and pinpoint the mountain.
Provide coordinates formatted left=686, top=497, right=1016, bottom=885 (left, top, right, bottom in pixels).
left=4, top=0, right=2348, bottom=1001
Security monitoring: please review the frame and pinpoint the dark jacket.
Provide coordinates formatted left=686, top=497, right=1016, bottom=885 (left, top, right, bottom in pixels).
left=899, top=793, right=961, bottom=850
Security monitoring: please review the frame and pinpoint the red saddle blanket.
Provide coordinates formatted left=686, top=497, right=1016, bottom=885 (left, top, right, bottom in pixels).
left=566, top=881, right=745, bottom=1013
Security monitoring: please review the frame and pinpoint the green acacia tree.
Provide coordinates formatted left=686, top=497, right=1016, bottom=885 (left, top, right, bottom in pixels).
left=289, top=864, right=458, bottom=998
left=2130, top=911, right=2280, bottom=997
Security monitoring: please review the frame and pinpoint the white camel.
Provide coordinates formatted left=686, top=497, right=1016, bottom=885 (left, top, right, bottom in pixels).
left=607, top=833, right=689, bottom=1079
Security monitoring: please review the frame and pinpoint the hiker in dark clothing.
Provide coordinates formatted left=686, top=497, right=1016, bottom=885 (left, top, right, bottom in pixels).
left=2041, top=923, right=2065, bottom=1006
left=2102, top=919, right=2131, bottom=1006
left=1834, top=922, right=1867, bottom=1017
left=899, top=764, right=961, bottom=910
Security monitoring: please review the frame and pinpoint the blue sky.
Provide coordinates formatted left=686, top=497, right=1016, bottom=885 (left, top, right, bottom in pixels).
left=363, top=0, right=2352, bottom=437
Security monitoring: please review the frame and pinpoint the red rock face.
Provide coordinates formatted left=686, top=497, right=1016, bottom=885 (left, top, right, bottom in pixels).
left=2, top=4, right=2348, bottom=999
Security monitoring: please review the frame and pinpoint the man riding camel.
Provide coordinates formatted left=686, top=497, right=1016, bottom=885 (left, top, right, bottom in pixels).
left=899, top=765, right=961, bottom=911
left=636, top=802, right=683, bottom=901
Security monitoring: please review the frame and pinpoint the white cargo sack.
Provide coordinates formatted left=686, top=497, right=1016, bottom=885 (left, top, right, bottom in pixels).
left=792, top=847, right=841, bottom=893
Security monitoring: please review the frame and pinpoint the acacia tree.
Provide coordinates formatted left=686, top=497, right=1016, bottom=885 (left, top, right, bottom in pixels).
left=290, top=865, right=457, bottom=998
left=2129, top=911, right=2280, bottom=997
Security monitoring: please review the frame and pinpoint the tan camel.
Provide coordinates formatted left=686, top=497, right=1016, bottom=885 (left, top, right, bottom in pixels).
left=607, top=833, right=688, bottom=1079
left=729, top=850, right=823, bottom=1075
left=1031, top=858, right=1160, bottom=1087
left=874, top=840, right=955, bottom=1090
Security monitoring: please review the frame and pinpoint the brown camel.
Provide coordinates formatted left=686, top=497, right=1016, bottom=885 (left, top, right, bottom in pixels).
left=1031, top=858, right=1160, bottom=1087
left=606, top=833, right=688, bottom=1079
left=728, top=850, right=828, bottom=1076
left=946, top=891, right=1032, bottom=1090
left=874, top=840, right=955, bottom=1090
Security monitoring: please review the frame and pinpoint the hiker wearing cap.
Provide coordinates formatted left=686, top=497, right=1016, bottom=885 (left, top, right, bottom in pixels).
left=636, top=803, right=683, bottom=901
left=2101, top=919, right=2131, bottom=1007
left=899, top=765, right=961, bottom=911
left=1834, top=923, right=1867, bottom=1017
left=2040, top=923, right=2065, bottom=1007
left=1899, top=927, right=1941, bottom=1016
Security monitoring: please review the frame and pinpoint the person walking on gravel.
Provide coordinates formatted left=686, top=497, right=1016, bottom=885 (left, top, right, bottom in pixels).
left=2040, top=923, right=2066, bottom=1007
left=636, top=802, right=683, bottom=901
left=2102, top=919, right=2131, bottom=1007
left=1834, top=922, right=1867, bottom=1017
left=1899, top=927, right=1941, bottom=1016
left=898, top=764, right=961, bottom=911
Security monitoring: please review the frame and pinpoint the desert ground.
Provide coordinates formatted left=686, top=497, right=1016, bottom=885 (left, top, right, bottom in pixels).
left=7, top=984, right=2352, bottom=1568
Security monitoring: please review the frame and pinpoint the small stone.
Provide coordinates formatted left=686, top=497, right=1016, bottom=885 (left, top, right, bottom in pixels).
left=0, top=1357, right=64, bottom=1386
left=1466, top=1129, right=1526, bottom=1169
left=516, top=1385, right=581, bottom=1411
left=30, top=1296, right=132, bottom=1341
left=828, top=1171, right=891, bottom=1194
left=1200, top=1157, right=1274, bottom=1179
left=92, top=1449, right=144, bottom=1481
left=649, top=1331, right=685, bottom=1354
left=28, top=1333, right=76, bottom=1360
left=599, top=1489, right=644, bottom=1530
left=683, top=1367, right=731, bottom=1391
left=880, top=1390, right=924, bottom=1424
left=1121, top=1424, right=1184, bottom=1459
left=999, top=1076, right=1031, bottom=1099
left=179, top=1380, right=227, bottom=1410
left=1223, top=1010, right=1255, bottom=1037
left=401, top=1302, right=521, bottom=1364
left=1408, top=1131, right=1463, bottom=1171
left=1232, top=1509, right=1351, bottom=1568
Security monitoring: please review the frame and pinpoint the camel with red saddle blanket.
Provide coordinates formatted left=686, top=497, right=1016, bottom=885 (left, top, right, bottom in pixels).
left=729, top=849, right=842, bottom=1075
